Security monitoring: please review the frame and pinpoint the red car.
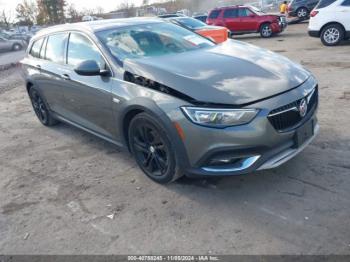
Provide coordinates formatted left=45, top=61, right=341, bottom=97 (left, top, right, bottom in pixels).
left=207, top=5, right=287, bottom=38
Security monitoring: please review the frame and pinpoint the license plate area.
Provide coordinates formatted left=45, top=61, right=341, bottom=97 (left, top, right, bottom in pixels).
left=294, top=120, right=314, bottom=148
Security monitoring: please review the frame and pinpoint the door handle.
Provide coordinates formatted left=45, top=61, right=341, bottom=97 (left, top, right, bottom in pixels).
left=61, top=74, right=71, bottom=80
left=35, top=64, right=41, bottom=69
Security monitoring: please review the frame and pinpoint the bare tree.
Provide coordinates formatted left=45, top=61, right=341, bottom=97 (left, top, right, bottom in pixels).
left=95, top=6, right=104, bottom=15
left=16, top=0, right=38, bottom=25
left=66, top=4, right=80, bottom=22
left=0, top=10, right=14, bottom=29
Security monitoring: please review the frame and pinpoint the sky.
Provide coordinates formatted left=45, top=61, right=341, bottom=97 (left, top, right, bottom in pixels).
left=0, top=0, right=157, bottom=13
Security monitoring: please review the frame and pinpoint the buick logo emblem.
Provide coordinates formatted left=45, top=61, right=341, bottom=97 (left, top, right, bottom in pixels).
left=299, top=98, right=308, bottom=117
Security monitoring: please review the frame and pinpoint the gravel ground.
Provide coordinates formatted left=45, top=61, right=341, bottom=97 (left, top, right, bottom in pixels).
left=0, top=22, right=349, bottom=255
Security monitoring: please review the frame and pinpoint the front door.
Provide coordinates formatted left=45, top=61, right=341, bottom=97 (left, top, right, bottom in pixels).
left=238, top=8, right=259, bottom=32
left=62, top=32, right=114, bottom=138
left=337, top=0, right=350, bottom=29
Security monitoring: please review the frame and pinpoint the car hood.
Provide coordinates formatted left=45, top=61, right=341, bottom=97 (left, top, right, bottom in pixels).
left=123, top=40, right=310, bottom=105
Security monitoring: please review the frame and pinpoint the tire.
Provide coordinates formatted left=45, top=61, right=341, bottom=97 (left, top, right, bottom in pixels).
left=296, top=7, right=308, bottom=19
left=128, top=113, right=182, bottom=184
left=12, top=43, right=22, bottom=51
left=29, top=88, right=59, bottom=126
left=260, top=23, right=273, bottom=38
left=320, top=24, right=344, bottom=46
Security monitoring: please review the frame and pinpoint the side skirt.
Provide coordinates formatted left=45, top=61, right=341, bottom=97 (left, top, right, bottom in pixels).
left=51, top=111, right=125, bottom=149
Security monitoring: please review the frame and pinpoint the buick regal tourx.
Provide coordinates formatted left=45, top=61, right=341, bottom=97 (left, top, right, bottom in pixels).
left=21, top=18, right=319, bottom=184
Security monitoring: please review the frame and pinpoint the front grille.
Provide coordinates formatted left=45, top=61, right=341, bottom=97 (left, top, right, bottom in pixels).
left=268, top=86, right=318, bottom=132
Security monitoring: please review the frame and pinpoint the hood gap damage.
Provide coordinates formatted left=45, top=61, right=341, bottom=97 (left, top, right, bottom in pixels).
left=123, top=71, right=242, bottom=108
left=123, top=71, right=308, bottom=109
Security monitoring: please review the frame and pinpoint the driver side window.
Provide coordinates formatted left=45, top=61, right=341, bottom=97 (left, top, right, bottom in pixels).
left=67, top=33, right=106, bottom=69
left=238, top=8, right=253, bottom=17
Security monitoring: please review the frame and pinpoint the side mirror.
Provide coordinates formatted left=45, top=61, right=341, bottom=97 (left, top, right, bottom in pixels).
left=249, top=13, right=255, bottom=17
left=74, top=60, right=110, bottom=77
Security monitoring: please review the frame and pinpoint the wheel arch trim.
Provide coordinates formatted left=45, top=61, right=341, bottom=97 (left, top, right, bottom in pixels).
left=117, top=98, right=191, bottom=172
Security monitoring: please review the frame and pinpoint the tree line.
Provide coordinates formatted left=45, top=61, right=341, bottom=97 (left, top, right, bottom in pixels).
left=0, top=0, right=105, bottom=28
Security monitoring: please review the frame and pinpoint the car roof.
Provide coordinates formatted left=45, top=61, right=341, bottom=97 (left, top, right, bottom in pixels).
left=211, top=5, right=249, bottom=10
left=33, top=17, right=162, bottom=39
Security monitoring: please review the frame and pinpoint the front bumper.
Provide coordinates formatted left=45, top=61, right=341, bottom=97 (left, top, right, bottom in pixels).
left=175, top=77, right=319, bottom=177
left=271, top=22, right=285, bottom=33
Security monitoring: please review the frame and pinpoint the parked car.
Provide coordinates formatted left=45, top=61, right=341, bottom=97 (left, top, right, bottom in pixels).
left=21, top=18, right=319, bottom=184
left=0, top=36, right=25, bottom=52
left=158, top=13, right=185, bottom=18
left=308, top=0, right=350, bottom=46
left=193, top=15, right=208, bottom=23
left=288, top=0, right=320, bottom=19
left=207, top=5, right=287, bottom=38
left=8, top=33, right=32, bottom=44
left=167, top=17, right=228, bottom=43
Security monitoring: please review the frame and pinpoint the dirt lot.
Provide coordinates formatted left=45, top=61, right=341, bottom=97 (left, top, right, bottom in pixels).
left=0, top=22, right=349, bottom=255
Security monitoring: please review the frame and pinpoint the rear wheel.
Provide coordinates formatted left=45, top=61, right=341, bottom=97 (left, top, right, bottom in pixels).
left=12, top=43, right=22, bottom=51
left=260, top=23, right=273, bottom=38
left=321, top=24, right=344, bottom=46
left=296, top=7, right=308, bottom=19
left=29, top=88, right=58, bottom=126
left=128, top=113, right=181, bottom=184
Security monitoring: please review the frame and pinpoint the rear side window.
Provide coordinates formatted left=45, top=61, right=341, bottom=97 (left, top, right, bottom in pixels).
left=45, top=33, right=67, bottom=63
left=209, top=10, right=221, bottom=19
left=30, top=38, right=44, bottom=58
left=67, top=33, right=106, bottom=68
left=342, top=0, right=350, bottom=5
left=315, top=0, right=337, bottom=8
left=223, top=9, right=238, bottom=18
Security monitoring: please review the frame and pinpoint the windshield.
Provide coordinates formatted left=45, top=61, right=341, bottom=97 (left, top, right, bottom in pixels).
left=248, top=5, right=265, bottom=15
left=97, top=22, right=215, bottom=61
left=174, top=17, right=207, bottom=29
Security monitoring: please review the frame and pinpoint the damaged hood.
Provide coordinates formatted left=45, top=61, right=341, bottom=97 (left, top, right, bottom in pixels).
left=123, top=40, right=310, bottom=105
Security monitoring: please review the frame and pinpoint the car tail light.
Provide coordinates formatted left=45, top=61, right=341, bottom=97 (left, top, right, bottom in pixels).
left=310, top=10, right=319, bottom=17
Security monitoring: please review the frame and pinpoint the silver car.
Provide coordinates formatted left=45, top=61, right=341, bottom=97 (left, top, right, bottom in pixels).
left=21, top=18, right=319, bottom=183
left=0, top=36, right=25, bottom=52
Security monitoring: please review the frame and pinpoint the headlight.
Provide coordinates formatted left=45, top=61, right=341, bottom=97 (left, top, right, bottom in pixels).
left=181, top=106, right=259, bottom=128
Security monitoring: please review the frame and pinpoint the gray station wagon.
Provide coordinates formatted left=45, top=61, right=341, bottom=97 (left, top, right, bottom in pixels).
left=21, top=18, right=319, bottom=184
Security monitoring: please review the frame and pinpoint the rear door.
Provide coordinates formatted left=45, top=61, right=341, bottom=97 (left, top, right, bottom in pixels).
left=207, top=10, right=221, bottom=25
left=339, top=0, right=350, bottom=30
left=38, top=32, right=69, bottom=115
left=238, top=7, right=259, bottom=32
left=62, top=32, right=114, bottom=138
left=222, top=8, right=240, bottom=32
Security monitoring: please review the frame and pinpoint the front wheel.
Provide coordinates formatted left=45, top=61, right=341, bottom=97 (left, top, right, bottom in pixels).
left=260, top=23, right=273, bottom=38
left=128, top=113, right=182, bottom=184
left=321, top=24, right=344, bottom=46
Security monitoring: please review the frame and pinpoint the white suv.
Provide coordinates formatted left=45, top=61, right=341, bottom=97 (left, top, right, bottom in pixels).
left=308, top=0, right=350, bottom=46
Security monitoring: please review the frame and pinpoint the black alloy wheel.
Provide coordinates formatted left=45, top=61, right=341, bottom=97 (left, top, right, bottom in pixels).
left=29, top=88, right=58, bottom=126
left=128, top=113, right=180, bottom=183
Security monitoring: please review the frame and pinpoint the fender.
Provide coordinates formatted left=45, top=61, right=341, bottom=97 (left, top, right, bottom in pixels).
left=116, top=97, right=191, bottom=173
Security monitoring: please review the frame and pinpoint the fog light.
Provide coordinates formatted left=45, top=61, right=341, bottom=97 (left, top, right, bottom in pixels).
left=208, top=157, right=242, bottom=167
